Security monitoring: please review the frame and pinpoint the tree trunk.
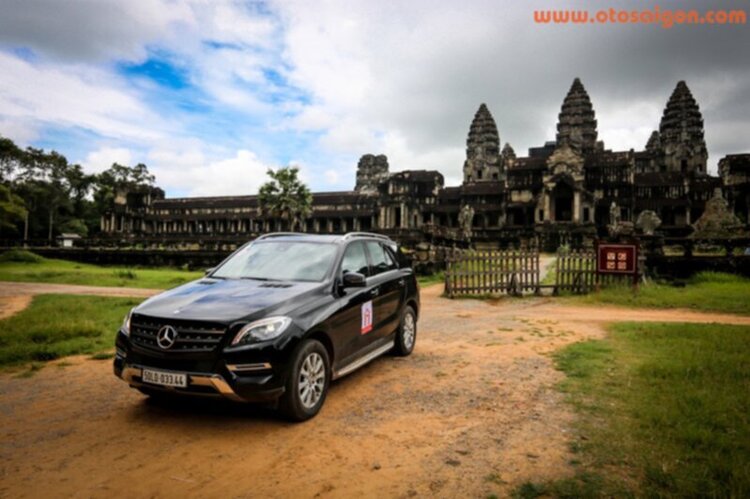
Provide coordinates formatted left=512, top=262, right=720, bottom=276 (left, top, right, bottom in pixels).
left=23, top=211, right=29, bottom=248
left=48, top=208, right=54, bottom=244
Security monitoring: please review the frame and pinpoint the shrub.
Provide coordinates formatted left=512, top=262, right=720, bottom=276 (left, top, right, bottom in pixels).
left=0, top=249, right=45, bottom=263
left=112, top=269, right=137, bottom=280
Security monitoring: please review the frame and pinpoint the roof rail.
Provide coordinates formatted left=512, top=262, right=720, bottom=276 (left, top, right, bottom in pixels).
left=255, top=232, right=307, bottom=240
left=341, top=232, right=392, bottom=241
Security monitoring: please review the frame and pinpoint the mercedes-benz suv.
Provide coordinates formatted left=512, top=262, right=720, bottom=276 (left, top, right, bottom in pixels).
left=113, top=232, right=419, bottom=421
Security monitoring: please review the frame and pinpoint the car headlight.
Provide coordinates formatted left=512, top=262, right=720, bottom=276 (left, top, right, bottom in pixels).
left=232, top=316, right=292, bottom=345
left=121, top=308, right=134, bottom=337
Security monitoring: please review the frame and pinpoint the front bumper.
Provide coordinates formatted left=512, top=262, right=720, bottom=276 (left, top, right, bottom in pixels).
left=114, top=351, right=286, bottom=403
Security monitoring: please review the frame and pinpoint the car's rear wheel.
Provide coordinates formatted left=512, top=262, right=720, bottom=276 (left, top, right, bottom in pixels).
left=278, top=339, right=330, bottom=421
left=393, top=305, right=417, bottom=356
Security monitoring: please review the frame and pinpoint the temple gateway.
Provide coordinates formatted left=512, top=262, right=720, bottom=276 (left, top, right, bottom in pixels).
left=103, top=79, right=750, bottom=250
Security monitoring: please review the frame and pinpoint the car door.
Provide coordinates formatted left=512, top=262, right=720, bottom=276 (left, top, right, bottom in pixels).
left=328, top=241, right=377, bottom=365
left=363, top=241, right=403, bottom=342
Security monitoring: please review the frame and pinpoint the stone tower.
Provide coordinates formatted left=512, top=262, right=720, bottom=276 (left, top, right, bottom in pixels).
left=658, top=81, right=708, bottom=175
left=501, top=142, right=516, bottom=169
left=355, top=154, right=389, bottom=194
left=463, top=103, right=503, bottom=183
left=555, top=78, right=598, bottom=154
left=645, top=130, right=662, bottom=154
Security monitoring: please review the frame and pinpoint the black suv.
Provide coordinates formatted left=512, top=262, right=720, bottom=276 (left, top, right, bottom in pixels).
left=114, top=232, right=419, bottom=421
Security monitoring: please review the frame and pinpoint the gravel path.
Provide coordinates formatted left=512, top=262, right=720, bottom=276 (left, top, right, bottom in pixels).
left=0, top=281, right=160, bottom=298
left=1, top=283, right=747, bottom=498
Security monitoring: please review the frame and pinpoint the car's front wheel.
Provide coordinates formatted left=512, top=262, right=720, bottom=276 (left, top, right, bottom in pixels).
left=278, top=339, right=330, bottom=421
left=393, top=305, right=417, bottom=356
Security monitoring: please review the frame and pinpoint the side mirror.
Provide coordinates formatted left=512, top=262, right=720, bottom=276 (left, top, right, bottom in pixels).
left=342, top=272, right=366, bottom=288
left=205, top=267, right=215, bottom=276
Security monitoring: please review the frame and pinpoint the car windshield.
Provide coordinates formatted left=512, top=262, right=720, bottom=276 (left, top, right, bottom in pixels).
left=211, top=241, right=338, bottom=282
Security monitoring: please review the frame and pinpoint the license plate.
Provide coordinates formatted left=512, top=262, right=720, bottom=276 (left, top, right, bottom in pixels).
left=141, top=368, right=187, bottom=388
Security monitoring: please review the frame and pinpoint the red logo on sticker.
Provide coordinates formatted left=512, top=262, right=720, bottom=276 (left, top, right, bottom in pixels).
left=361, top=300, right=373, bottom=334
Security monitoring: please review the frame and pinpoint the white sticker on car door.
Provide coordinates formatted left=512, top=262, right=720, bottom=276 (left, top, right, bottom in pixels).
left=361, top=300, right=373, bottom=334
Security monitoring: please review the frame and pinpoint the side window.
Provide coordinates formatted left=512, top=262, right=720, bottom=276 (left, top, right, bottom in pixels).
left=365, top=242, right=397, bottom=276
left=340, top=242, right=369, bottom=276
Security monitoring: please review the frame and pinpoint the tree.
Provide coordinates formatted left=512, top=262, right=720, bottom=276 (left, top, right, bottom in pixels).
left=93, top=162, right=156, bottom=213
left=0, top=184, right=26, bottom=236
left=19, top=148, right=73, bottom=242
left=59, top=218, right=89, bottom=237
left=0, top=137, right=24, bottom=182
left=258, top=167, right=312, bottom=232
left=0, top=136, right=161, bottom=240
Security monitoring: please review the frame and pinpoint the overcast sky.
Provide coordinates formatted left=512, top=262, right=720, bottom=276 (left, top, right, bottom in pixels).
left=0, top=0, right=748, bottom=196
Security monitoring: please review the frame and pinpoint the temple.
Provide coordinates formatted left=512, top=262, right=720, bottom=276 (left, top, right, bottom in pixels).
left=102, top=79, right=750, bottom=250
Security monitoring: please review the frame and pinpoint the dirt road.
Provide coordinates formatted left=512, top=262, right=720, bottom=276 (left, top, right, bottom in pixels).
left=1, top=283, right=748, bottom=498
left=0, top=281, right=160, bottom=298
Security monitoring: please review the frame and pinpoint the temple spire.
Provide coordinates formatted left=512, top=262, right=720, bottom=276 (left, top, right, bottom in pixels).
left=658, top=80, right=707, bottom=174
left=555, top=78, right=598, bottom=153
left=463, top=103, right=503, bottom=183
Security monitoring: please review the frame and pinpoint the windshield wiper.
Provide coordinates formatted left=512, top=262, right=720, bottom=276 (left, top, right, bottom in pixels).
left=239, top=276, right=278, bottom=281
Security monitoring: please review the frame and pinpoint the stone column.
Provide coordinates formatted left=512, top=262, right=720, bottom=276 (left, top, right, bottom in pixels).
left=573, top=191, right=581, bottom=223
left=544, top=194, right=551, bottom=222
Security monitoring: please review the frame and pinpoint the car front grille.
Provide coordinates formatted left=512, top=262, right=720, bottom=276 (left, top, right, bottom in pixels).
left=130, top=316, right=227, bottom=354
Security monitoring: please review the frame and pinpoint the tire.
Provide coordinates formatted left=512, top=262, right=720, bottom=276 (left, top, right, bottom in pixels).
left=278, top=339, right=330, bottom=422
left=393, top=305, right=417, bottom=356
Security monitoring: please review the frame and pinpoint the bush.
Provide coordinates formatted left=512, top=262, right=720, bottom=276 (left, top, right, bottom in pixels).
left=0, top=249, right=45, bottom=263
left=689, top=271, right=748, bottom=284
left=112, top=269, right=137, bottom=280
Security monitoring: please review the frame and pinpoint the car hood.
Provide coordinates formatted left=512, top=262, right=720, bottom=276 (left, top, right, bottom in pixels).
left=134, top=278, right=323, bottom=323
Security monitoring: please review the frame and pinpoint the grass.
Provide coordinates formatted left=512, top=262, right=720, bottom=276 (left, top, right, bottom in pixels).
left=0, top=294, right=140, bottom=367
left=571, top=271, right=750, bottom=316
left=516, top=321, right=750, bottom=497
left=0, top=250, right=202, bottom=289
left=417, top=271, right=444, bottom=287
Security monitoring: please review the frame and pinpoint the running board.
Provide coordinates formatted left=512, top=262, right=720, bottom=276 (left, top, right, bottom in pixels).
left=332, top=340, right=395, bottom=380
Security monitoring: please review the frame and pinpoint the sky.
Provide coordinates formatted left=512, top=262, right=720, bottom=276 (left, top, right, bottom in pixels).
left=0, top=0, right=748, bottom=197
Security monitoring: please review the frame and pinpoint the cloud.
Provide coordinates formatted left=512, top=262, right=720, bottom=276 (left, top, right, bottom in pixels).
left=0, top=117, right=39, bottom=146
left=324, top=169, right=340, bottom=185
left=0, top=0, right=194, bottom=62
left=1, top=0, right=749, bottom=194
left=0, top=52, right=169, bottom=143
left=273, top=0, right=750, bottom=178
left=82, top=147, right=134, bottom=174
left=148, top=148, right=275, bottom=197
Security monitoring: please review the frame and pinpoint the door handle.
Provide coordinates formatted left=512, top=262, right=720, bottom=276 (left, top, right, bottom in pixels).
left=398, top=279, right=405, bottom=287
left=370, top=287, right=380, bottom=297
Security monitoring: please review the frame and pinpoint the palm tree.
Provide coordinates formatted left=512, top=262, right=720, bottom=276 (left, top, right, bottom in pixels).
left=258, top=167, right=312, bottom=232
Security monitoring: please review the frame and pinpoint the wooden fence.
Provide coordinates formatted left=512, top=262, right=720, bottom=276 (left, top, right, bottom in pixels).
left=554, top=249, right=637, bottom=294
left=444, top=249, right=540, bottom=297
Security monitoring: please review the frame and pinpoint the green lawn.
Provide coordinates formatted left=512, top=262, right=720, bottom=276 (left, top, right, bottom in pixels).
left=571, top=271, right=750, bottom=316
left=516, top=321, right=750, bottom=498
left=417, top=271, right=444, bottom=287
left=0, top=250, right=202, bottom=289
left=0, top=294, right=140, bottom=367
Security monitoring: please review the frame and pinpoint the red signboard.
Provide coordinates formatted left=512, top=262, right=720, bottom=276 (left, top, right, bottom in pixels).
left=597, top=243, right=638, bottom=275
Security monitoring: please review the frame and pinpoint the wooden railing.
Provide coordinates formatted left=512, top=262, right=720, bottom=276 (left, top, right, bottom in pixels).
left=554, top=249, right=635, bottom=294
left=444, top=249, right=540, bottom=297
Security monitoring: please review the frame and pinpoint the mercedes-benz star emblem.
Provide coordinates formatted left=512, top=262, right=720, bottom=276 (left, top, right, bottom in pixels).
left=156, top=325, right=178, bottom=350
